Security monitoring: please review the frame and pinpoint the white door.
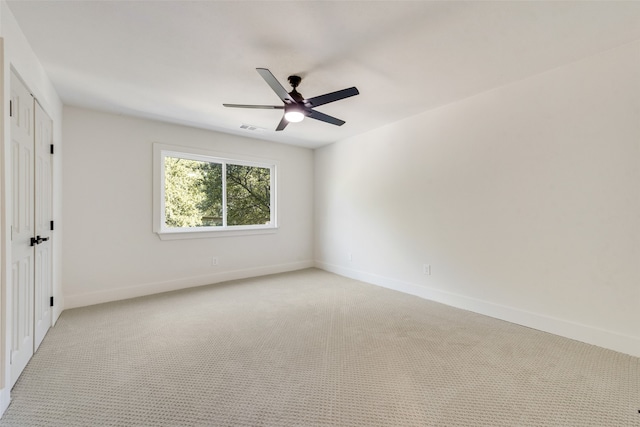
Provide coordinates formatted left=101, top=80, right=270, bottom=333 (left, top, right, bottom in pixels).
left=10, top=71, right=35, bottom=387
left=34, top=101, right=53, bottom=351
left=10, top=71, right=54, bottom=387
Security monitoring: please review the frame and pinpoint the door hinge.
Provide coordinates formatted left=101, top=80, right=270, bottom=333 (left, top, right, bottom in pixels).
left=50, top=144, right=54, bottom=154
left=50, top=296, right=54, bottom=307
left=9, top=100, right=12, bottom=117
left=50, top=220, right=55, bottom=231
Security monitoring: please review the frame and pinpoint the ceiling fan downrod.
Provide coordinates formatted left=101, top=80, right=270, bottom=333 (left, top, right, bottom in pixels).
left=287, top=75, right=304, bottom=102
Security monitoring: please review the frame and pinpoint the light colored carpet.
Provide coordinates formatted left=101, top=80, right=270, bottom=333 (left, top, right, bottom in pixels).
left=1, top=268, right=638, bottom=426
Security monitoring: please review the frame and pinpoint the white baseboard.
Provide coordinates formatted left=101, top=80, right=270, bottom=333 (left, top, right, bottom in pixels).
left=64, top=261, right=314, bottom=309
left=52, top=299, right=64, bottom=326
left=0, top=387, right=9, bottom=419
left=316, top=261, right=640, bottom=358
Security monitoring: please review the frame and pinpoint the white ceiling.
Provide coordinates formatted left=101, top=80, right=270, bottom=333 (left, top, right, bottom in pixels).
left=7, top=1, right=640, bottom=149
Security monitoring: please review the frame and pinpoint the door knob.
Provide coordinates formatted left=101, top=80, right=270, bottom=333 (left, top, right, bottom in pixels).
left=30, top=236, right=48, bottom=246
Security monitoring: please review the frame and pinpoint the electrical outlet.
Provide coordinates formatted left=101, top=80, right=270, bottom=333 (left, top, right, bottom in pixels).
left=348, top=252, right=353, bottom=262
left=212, top=257, right=219, bottom=266
left=423, top=264, right=431, bottom=275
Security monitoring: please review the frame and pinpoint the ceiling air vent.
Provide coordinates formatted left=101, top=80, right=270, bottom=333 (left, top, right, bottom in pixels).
left=240, top=124, right=265, bottom=131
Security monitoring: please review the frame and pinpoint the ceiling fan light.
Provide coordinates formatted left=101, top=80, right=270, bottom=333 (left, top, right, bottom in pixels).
left=284, top=110, right=304, bottom=123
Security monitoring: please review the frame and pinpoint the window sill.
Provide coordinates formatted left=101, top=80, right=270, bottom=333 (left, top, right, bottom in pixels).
left=157, top=226, right=278, bottom=240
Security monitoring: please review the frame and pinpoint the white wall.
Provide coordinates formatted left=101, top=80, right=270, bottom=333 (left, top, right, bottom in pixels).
left=315, top=41, right=640, bottom=357
left=62, top=107, right=314, bottom=308
left=0, top=0, right=63, bottom=414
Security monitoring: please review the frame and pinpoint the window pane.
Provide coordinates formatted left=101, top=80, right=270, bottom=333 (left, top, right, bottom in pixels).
left=226, top=164, right=271, bottom=226
left=164, top=157, right=222, bottom=228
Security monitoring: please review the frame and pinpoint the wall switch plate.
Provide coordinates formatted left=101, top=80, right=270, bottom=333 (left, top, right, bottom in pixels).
left=423, top=264, right=431, bottom=275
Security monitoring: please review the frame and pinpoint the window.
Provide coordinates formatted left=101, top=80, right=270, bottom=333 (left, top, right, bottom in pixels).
left=154, top=144, right=277, bottom=239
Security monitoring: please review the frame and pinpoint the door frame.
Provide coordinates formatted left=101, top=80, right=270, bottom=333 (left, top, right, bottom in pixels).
left=0, top=38, right=9, bottom=415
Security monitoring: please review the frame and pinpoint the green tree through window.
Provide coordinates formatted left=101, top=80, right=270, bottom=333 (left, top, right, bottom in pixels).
left=227, top=164, right=271, bottom=226
left=163, top=155, right=271, bottom=229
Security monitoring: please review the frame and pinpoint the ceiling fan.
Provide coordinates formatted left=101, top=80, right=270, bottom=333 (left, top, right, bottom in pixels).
left=223, top=68, right=359, bottom=131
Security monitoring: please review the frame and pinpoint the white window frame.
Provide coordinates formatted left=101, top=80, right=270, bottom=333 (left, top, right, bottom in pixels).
left=153, top=143, right=278, bottom=240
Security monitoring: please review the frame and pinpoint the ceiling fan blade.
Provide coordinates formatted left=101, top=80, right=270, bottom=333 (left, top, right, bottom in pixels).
left=275, top=116, right=289, bottom=131
left=306, top=87, right=359, bottom=108
left=256, top=68, right=296, bottom=104
left=223, top=104, right=284, bottom=109
left=306, top=109, right=346, bottom=126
